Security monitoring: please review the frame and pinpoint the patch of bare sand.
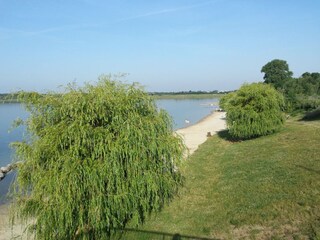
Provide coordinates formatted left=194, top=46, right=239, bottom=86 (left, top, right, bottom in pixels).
left=0, top=204, right=30, bottom=240
left=176, top=111, right=226, bottom=155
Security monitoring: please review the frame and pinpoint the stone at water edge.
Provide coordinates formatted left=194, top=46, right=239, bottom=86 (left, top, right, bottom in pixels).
left=0, top=165, right=11, bottom=173
left=0, top=163, right=14, bottom=180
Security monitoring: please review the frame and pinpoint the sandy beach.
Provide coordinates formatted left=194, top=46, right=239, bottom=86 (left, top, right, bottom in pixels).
left=0, top=111, right=227, bottom=239
left=176, top=111, right=226, bottom=155
left=0, top=203, right=25, bottom=240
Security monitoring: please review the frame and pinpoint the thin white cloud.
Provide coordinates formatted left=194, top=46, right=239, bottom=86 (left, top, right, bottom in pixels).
left=0, top=0, right=219, bottom=40
left=119, top=0, right=218, bottom=21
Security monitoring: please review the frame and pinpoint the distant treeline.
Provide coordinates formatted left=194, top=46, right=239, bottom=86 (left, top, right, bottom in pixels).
left=0, top=90, right=234, bottom=103
left=149, top=90, right=233, bottom=99
left=0, top=93, right=19, bottom=103
left=149, top=90, right=233, bottom=95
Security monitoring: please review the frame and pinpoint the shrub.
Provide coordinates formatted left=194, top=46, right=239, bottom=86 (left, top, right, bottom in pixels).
left=10, top=76, right=184, bottom=239
left=224, top=83, right=285, bottom=139
left=219, top=92, right=236, bottom=110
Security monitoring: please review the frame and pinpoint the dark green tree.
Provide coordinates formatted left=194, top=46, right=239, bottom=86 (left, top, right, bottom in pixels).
left=283, top=72, right=320, bottom=111
left=10, top=76, right=184, bottom=239
left=223, top=83, right=285, bottom=139
left=261, top=59, right=293, bottom=89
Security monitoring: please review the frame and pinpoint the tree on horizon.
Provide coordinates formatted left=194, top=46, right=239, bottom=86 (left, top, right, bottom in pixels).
left=261, top=59, right=293, bottom=89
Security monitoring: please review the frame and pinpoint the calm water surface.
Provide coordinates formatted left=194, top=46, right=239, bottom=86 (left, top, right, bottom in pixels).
left=0, top=99, right=219, bottom=203
left=156, top=98, right=219, bottom=129
left=0, top=104, right=28, bottom=203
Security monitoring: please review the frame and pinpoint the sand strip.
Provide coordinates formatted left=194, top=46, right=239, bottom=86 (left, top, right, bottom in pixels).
left=0, top=204, right=27, bottom=240
left=176, top=111, right=226, bottom=155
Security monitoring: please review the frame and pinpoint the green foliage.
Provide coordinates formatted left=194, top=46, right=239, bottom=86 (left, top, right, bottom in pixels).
left=284, top=72, right=320, bottom=111
left=219, top=92, right=236, bottom=110
left=261, top=59, right=293, bottom=89
left=223, top=83, right=285, bottom=139
left=0, top=93, right=19, bottom=103
left=10, top=76, right=184, bottom=239
left=260, top=59, right=320, bottom=112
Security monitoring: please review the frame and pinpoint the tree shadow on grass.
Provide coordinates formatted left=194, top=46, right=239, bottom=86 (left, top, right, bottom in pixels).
left=295, top=165, right=320, bottom=175
left=217, top=130, right=242, bottom=143
left=77, top=228, right=220, bottom=240
left=300, top=109, right=320, bottom=121
left=114, top=228, right=219, bottom=240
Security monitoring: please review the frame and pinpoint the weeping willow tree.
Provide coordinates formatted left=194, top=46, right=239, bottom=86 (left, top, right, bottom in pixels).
left=219, top=91, right=236, bottom=110
left=223, top=83, right=285, bottom=139
left=10, top=76, right=184, bottom=239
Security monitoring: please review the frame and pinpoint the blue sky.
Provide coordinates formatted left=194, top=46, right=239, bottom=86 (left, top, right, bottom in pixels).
left=1, top=0, right=320, bottom=92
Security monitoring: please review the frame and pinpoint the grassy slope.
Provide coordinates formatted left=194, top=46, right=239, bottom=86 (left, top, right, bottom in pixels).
left=128, top=119, right=320, bottom=239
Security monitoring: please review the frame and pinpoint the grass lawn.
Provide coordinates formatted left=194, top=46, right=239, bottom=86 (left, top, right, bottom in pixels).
left=124, top=117, right=320, bottom=239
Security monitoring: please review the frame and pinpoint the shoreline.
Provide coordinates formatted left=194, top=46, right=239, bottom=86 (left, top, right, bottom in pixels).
left=176, top=110, right=223, bottom=131
left=176, top=111, right=226, bottom=155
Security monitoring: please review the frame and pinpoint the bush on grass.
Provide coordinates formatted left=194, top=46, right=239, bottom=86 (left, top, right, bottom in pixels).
left=223, top=83, right=285, bottom=139
left=10, top=76, right=184, bottom=239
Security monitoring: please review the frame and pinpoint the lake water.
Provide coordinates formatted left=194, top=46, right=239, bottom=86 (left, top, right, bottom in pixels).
left=0, top=103, right=28, bottom=203
left=156, top=98, right=219, bottom=129
left=0, top=98, right=219, bottom=203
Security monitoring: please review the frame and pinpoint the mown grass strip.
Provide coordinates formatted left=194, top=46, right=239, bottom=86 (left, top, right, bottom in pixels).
left=130, top=119, right=320, bottom=239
